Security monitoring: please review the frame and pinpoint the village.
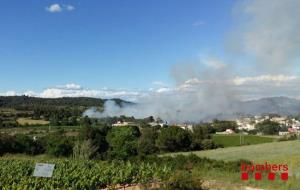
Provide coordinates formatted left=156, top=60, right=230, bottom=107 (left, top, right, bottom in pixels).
left=235, top=115, right=300, bottom=136
left=112, top=114, right=300, bottom=137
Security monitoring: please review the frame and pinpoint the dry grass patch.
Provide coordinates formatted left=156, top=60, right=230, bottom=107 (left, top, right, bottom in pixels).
left=17, top=117, right=50, bottom=125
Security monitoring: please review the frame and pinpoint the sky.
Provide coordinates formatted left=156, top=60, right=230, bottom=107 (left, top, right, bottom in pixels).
left=1, top=0, right=300, bottom=101
left=0, top=0, right=234, bottom=90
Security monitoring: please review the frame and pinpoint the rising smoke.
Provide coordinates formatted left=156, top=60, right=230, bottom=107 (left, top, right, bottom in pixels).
left=84, top=0, right=300, bottom=123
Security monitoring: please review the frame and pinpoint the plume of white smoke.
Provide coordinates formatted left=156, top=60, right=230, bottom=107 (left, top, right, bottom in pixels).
left=230, top=0, right=300, bottom=72
left=84, top=0, right=300, bottom=122
left=85, top=60, right=238, bottom=123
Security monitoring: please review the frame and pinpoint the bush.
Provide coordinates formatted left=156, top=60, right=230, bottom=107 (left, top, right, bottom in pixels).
left=79, top=125, right=110, bottom=156
left=42, top=135, right=73, bottom=157
left=160, top=170, right=203, bottom=190
left=0, top=134, right=44, bottom=155
left=255, top=120, right=280, bottom=135
left=201, top=139, right=217, bottom=150
left=138, top=127, right=158, bottom=156
left=73, top=140, right=98, bottom=159
left=156, top=127, right=192, bottom=152
left=106, top=126, right=140, bottom=160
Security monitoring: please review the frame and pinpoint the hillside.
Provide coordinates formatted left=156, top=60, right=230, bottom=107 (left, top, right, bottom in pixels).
left=237, top=96, right=300, bottom=116
left=0, top=96, right=131, bottom=109
left=0, top=96, right=132, bottom=126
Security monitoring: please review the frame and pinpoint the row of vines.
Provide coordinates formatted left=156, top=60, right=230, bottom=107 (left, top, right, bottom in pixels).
left=0, top=155, right=245, bottom=190
left=0, top=158, right=171, bottom=190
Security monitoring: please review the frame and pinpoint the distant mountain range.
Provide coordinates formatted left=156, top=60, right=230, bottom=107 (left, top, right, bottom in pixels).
left=235, top=96, right=300, bottom=116
left=1, top=96, right=299, bottom=118
left=199, top=96, right=300, bottom=121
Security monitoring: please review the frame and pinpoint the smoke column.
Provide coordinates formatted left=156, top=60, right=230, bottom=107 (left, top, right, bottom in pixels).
left=84, top=0, right=300, bottom=123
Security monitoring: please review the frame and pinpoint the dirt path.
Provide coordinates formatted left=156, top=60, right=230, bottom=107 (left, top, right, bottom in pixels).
left=202, top=180, right=266, bottom=190
left=101, top=181, right=266, bottom=190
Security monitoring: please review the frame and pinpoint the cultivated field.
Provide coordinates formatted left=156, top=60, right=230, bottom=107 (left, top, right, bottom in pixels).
left=0, top=125, right=80, bottom=136
left=166, top=140, right=300, bottom=190
left=17, top=117, right=50, bottom=125
left=212, top=134, right=276, bottom=147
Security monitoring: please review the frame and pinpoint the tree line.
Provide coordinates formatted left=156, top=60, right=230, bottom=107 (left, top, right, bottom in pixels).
left=0, top=120, right=223, bottom=160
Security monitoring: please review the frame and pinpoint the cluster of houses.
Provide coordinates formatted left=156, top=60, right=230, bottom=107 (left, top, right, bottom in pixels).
left=111, top=114, right=300, bottom=136
left=236, top=115, right=300, bottom=136
left=112, top=120, right=166, bottom=127
left=112, top=120, right=193, bottom=131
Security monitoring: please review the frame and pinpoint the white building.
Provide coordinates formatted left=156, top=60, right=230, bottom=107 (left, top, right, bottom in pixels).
left=216, top=129, right=235, bottom=135
left=236, top=118, right=255, bottom=131
left=148, top=122, right=165, bottom=127
left=112, top=121, right=136, bottom=127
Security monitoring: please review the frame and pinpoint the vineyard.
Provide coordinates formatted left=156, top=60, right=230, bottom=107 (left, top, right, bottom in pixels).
left=0, top=158, right=171, bottom=190
left=0, top=155, right=247, bottom=190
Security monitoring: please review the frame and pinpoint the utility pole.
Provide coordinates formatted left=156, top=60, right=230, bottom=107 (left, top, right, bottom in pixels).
left=240, top=132, right=242, bottom=145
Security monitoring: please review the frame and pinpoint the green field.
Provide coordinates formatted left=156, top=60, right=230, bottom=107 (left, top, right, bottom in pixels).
left=166, top=140, right=300, bottom=190
left=0, top=125, right=81, bottom=137
left=212, top=134, right=276, bottom=147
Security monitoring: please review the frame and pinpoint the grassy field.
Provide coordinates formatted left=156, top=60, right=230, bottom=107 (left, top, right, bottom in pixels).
left=17, top=117, right=50, bottom=125
left=0, top=125, right=81, bottom=136
left=166, top=140, right=300, bottom=190
left=212, top=134, right=276, bottom=147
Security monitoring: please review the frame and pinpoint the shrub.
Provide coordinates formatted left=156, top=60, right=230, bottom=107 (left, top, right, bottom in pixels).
left=42, top=135, right=73, bottom=157
left=156, top=127, right=192, bottom=152
left=0, top=134, right=44, bottom=155
left=160, top=170, right=203, bottom=190
left=73, top=140, right=98, bottom=159
left=106, top=126, right=140, bottom=160
left=138, top=128, right=158, bottom=156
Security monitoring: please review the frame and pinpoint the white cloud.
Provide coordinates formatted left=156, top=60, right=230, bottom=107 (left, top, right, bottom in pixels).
left=156, top=87, right=172, bottom=93
left=46, top=4, right=62, bottom=13
left=23, top=91, right=37, bottom=97
left=58, top=83, right=82, bottom=90
left=45, top=4, right=75, bottom=13
left=39, top=86, right=141, bottom=101
left=2, top=75, right=300, bottom=101
left=0, top=91, right=17, bottom=96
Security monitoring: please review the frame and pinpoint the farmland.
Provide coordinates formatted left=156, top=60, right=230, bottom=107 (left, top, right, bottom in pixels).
left=17, top=117, right=50, bottom=126
left=212, top=134, right=276, bottom=147
left=0, top=156, right=171, bottom=190
left=166, top=140, right=300, bottom=190
left=0, top=154, right=248, bottom=190
left=0, top=125, right=81, bottom=137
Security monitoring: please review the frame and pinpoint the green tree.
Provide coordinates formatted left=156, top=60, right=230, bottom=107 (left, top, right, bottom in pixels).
left=138, top=127, right=158, bottom=155
left=190, top=124, right=211, bottom=150
left=72, top=140, right=98, bottom=159
left=156, top=126, right=192, bottom=152
left=106, top=126, right=140, bottom=160
left=256, top=120, right=281, bottom=135
left=80, top=116, right=92, bottom=127
left=41, top=135, right=73, bottom=157
left=211, top=120, right=237, bottom=132
left=79, top=125, right=110, bottom=157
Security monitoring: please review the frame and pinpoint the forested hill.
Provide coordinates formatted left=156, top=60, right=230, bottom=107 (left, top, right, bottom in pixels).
left=0, top=96, right=131, bottom=109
